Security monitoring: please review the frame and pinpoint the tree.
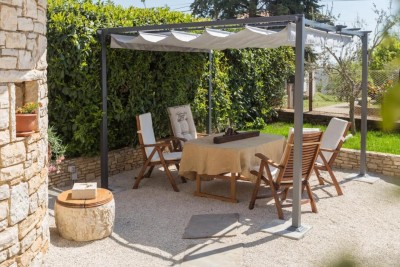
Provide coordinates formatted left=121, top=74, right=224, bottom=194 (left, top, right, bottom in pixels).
left=369, top=2, right=400, bottom=64
left=322, top=46, right=362, bottom=135
left=370, top=35, right=400, bottom=70
left=190, top=0, right=322, bottom=19
left=268, top=0, right=321, bottom=18
left=381, top=0, right=400, bottom=131
left=321, top=1, right=400, bottom=135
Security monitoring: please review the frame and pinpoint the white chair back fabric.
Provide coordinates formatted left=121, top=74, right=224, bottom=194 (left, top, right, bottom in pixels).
left=167, top=104, right=197, bottom=141
left=317, top=118, right=349, bottom=164
left=138, top=113, right=157, bottom=158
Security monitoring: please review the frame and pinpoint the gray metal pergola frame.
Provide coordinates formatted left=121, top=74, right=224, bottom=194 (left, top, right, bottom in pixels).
left=98, top=14, right=369, bottom=230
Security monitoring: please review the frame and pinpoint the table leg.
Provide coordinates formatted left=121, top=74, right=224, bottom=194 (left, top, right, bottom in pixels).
left=196, top=173, right=201, bottom=194
left=193, top=173, right=238, bottom=203
left=230, top=173, right=237, bottom=202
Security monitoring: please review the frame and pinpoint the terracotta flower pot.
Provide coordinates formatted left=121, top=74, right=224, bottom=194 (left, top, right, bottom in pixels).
left=16, top=113, right=37, bottom=133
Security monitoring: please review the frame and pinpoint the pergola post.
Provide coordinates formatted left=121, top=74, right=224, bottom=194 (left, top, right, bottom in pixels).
left=261, top=15, right=312, bottom=239
left=100, top=30, right=109, bottom=189
left=207, top=50, right=213, bottom=134
left=345, top=31, right=379, bottom=184
left=292, top=14, right=305, bottom=229
left=360, top=32, right=368, bottom=175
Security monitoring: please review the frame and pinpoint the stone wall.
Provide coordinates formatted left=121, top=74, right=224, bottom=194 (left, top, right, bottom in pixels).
left=49, top=147, right=143, bottom=188
left=48, top=145, right=400, bottom=189
left=335, top=148, right=400, bottom=177
left=354, top=105, right=381, bottom=118
left=0, top=0, right=49, bottom=266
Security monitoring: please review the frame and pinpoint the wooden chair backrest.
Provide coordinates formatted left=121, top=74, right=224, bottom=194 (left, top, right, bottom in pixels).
left=276, top=131, right=323, bottom=185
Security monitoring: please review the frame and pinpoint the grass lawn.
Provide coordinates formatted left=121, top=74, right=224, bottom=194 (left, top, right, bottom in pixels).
left=303, top=92, right=344, bottom=110
left=261, top=122, right=400, bottom=155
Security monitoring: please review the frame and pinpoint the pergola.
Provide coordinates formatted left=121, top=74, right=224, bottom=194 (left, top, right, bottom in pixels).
left=97, top=14, right=370, bottom=233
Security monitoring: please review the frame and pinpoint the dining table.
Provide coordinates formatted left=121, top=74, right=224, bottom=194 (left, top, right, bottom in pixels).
left=178, top=133, right=286, bottom=203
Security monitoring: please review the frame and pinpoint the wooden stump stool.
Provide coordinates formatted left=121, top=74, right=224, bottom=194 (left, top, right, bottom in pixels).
left=55, top=188, right=115, bottom=241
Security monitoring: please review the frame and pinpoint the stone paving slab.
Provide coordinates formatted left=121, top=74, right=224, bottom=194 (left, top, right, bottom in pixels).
left=182, top=213, right=239, bottom=239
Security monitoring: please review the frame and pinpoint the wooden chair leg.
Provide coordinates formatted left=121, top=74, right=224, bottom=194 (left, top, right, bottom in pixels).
left=133, top=163, right=150, bottom=189
left=301, top=183, right=306, bottom=196
left=325, top=165, right=343, bottom=196
left=267, top=177, right=284, bottom=220
left=156, top=148, right=179, bottom=192
left=282, top=187, right=289, bottom=201
left=314, top=167, right=325, bottom=185
left=164, top=164, right=179, bottom=192
left=174, top=163, right=180, bottom=170
left=144, top=166, right=155, bottom=178
left=304, top=181, right=317, bottom=213
left=134, top=148, right=157, bottom=189
left=249, top=173, right=263, bottom=210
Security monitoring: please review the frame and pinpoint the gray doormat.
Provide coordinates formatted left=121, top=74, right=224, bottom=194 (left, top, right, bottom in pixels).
left=182, top=213, right=239, bottom=239
left=181, top=243, right=243, bottom=267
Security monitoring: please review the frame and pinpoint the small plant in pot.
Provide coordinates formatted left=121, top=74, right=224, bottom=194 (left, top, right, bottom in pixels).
left=16, top=102, right=41, bottom=135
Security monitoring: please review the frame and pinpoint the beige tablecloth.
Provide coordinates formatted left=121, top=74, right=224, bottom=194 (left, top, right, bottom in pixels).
left=179, top=133, right=286, bottom=182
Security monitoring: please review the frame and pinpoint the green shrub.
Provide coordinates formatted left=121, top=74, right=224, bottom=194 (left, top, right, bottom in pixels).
left=48, top=0, right=205, bottom=156
left=47, top=0, right=294, bottom=156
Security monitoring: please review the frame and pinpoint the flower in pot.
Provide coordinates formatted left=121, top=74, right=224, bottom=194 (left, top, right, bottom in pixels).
left=16, top=102, right=41, bottom=134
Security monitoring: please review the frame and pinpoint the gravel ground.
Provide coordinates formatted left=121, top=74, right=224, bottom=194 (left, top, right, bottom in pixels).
left=46, top=167, right=400, bottom=267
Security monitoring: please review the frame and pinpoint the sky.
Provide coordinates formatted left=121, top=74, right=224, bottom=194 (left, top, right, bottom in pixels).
left=111, top=0, right=396, bottom=32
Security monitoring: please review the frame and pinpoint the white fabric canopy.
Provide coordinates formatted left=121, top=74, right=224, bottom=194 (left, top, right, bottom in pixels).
left=110, top=23, right=352, bottom=52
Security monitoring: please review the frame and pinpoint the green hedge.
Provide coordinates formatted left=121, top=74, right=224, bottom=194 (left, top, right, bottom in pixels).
left=47, top=0, right=294, bottom=157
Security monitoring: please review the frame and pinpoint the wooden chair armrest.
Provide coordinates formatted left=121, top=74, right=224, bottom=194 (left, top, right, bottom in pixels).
left=171, top=137, right=187, bottom=142
left=254, top=153, right=282, bottom=169
left=162, top=137, right=186, bottom=152
left=142, top=142, right=169, bottom=148
left=158, top=137, right=187, bottom=143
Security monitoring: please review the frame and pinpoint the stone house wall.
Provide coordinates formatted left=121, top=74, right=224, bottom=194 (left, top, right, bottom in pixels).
left=0, top=0, right=49, bottom=266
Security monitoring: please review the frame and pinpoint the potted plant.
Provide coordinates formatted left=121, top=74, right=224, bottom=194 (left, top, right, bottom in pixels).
left=16, top=102, right=41, bottom=134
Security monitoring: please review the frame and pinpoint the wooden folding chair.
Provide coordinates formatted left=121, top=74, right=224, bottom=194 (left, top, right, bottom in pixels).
left=314, top=118, right=351, bottom=196
left=132, top=113, right=186, bottom=192
left=249, top=131, right=323, bottom=220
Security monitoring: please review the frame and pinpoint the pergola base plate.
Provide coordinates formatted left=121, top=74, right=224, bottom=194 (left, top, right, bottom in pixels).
left=261, top=219, right=312, bottom=240
left=345, top=173, right=380, bottom=184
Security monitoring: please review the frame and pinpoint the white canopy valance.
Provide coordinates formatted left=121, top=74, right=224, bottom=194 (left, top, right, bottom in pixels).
left=110, top=23, right=352, bottom=52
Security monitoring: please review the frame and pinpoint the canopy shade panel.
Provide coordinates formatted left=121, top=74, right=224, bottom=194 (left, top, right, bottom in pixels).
left=110, top=23, right=352, bottom=52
